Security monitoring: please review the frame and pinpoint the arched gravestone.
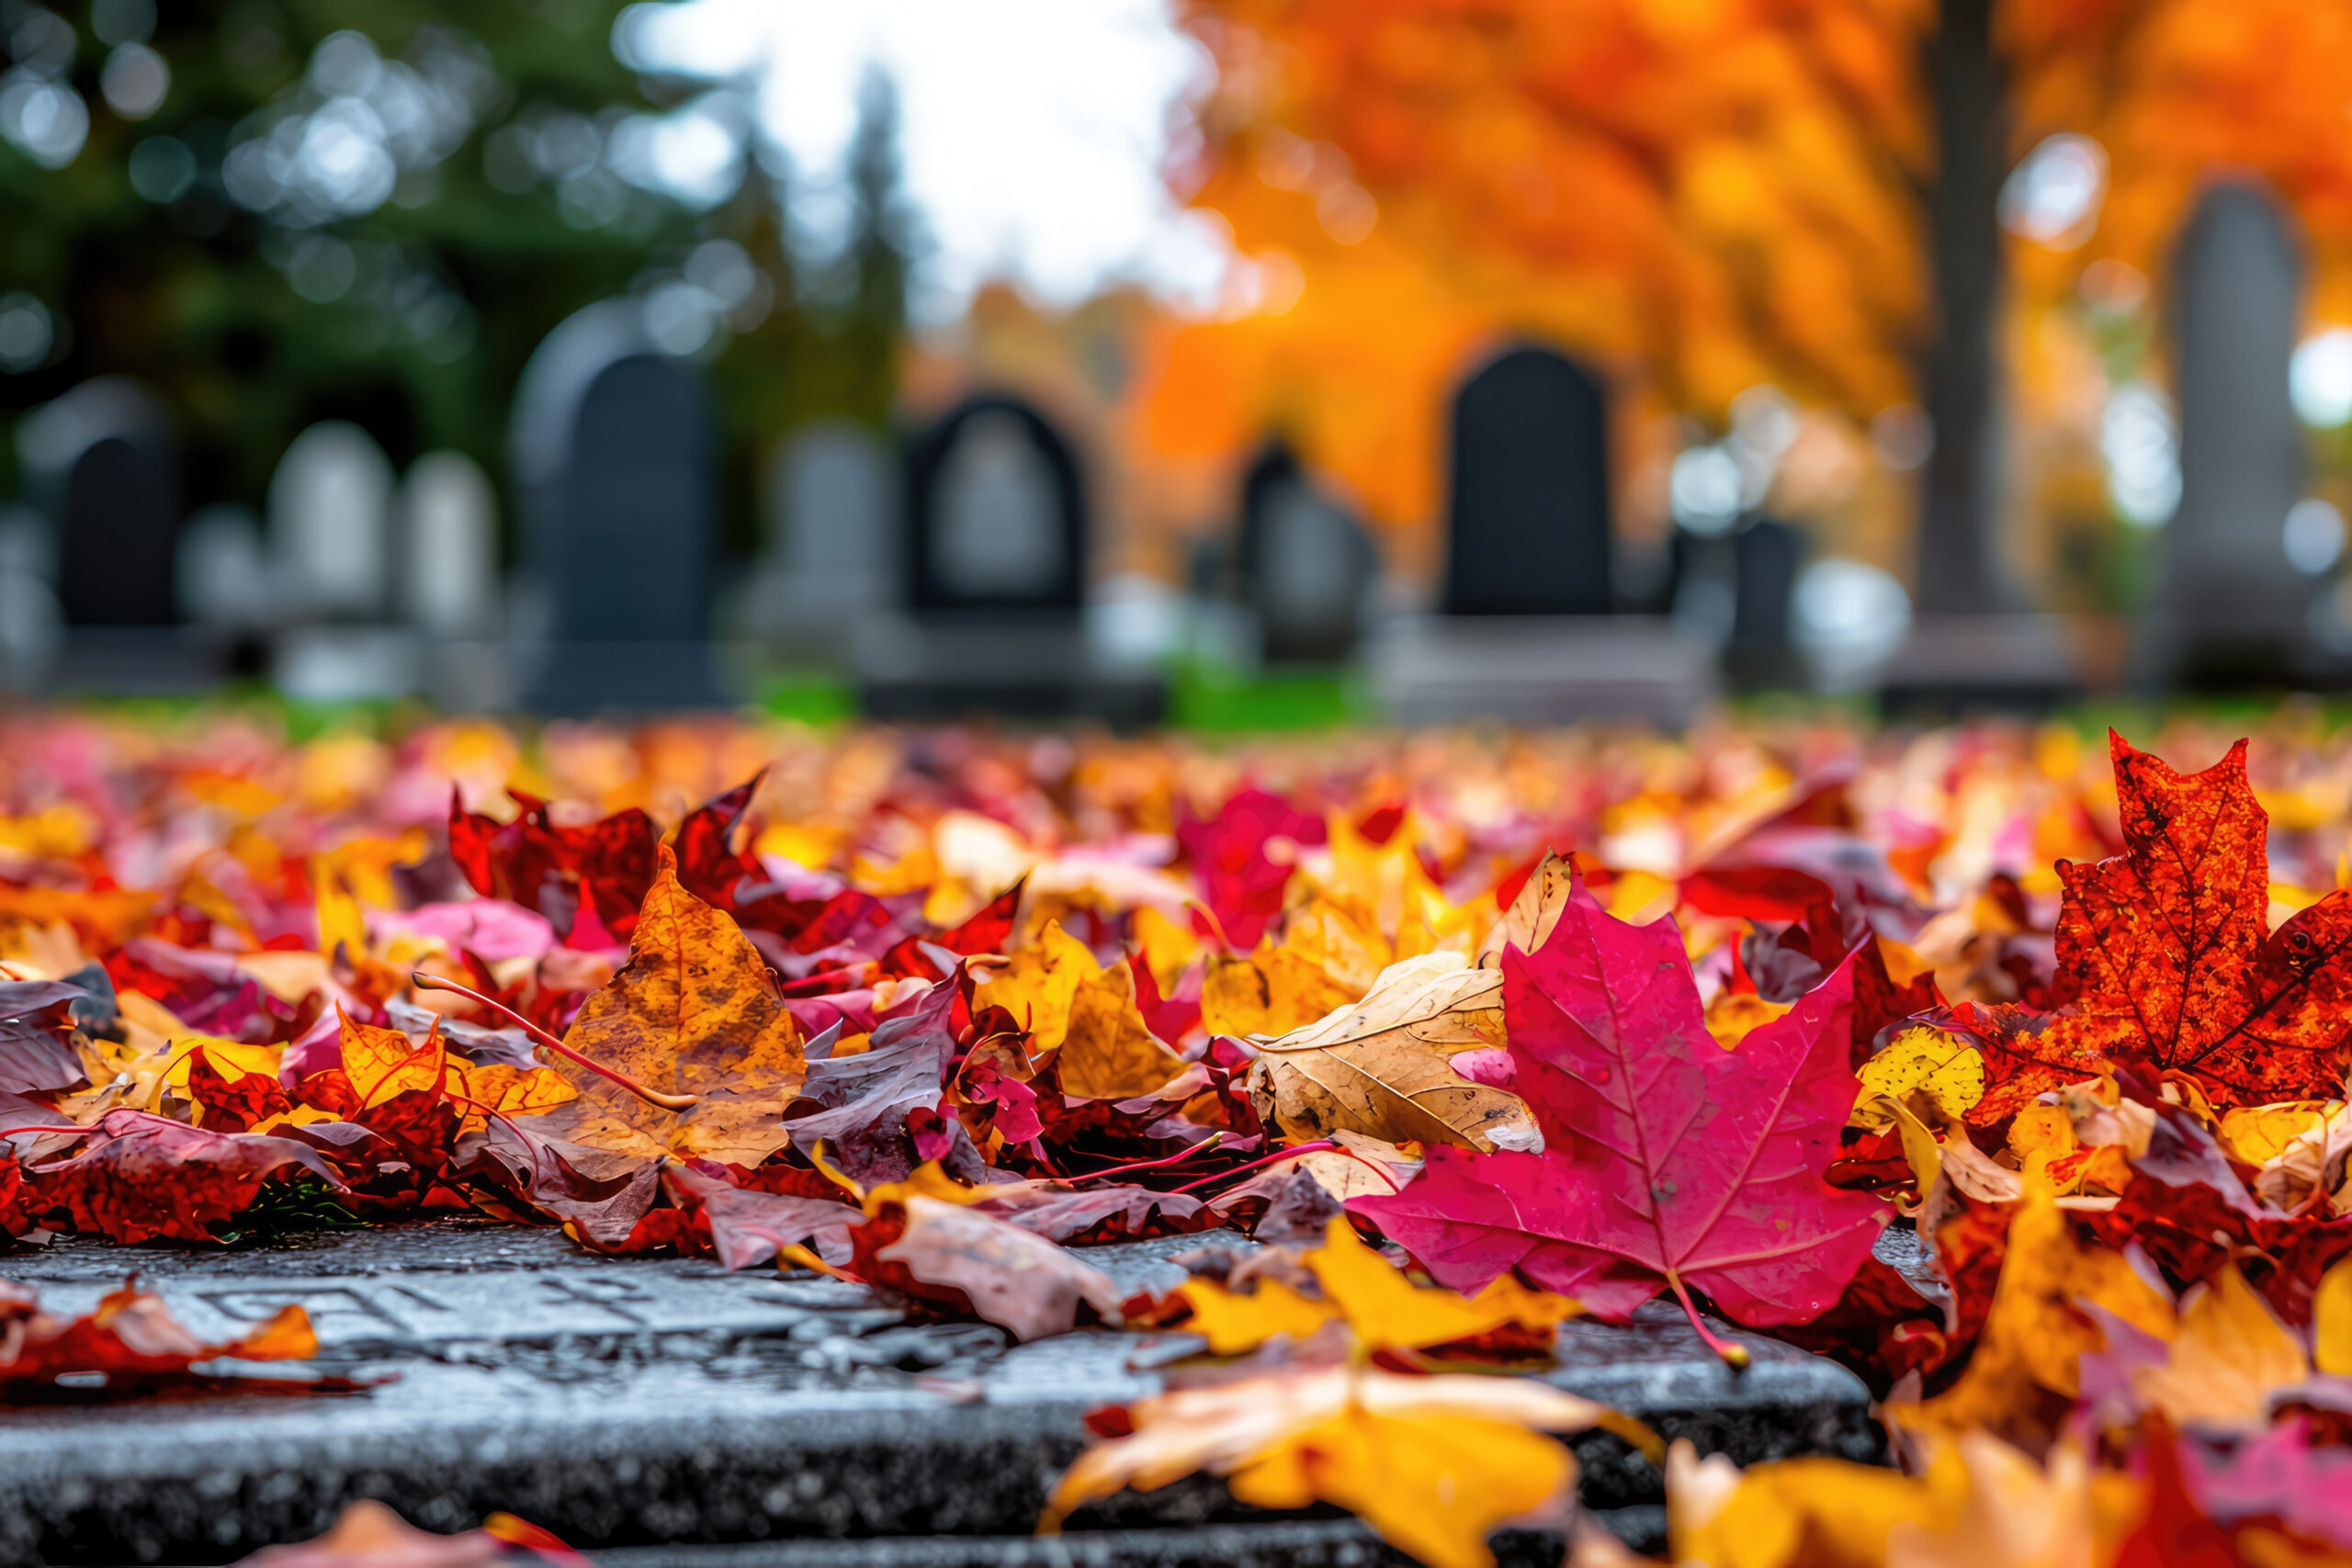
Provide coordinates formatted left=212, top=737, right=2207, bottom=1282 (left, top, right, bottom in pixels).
left=862, top=392, right=1162, bottom=724
left=903, top=394, right=1085, bottom=615
left=1237, top=440, right=1379, bottom=663
left=15, top=378, right=177, bottom=627
left=1444, top=346, right=1613, bottom=616
left=511, top=299, right=723, bottom=711
left=2159, top=181, right=2312, bottom=684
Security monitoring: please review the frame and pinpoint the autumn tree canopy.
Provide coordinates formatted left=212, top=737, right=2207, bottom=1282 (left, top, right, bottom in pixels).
left=1141, top=0, right=2352, bottom=535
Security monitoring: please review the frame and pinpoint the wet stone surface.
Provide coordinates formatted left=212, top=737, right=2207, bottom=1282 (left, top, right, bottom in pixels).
left=0, top=1224, right=1881, bottom=1566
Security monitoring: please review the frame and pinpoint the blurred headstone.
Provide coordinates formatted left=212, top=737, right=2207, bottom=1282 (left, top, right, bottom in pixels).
left=2157, top=181, right=2312, bottom=684
left=271, top=422, right=393, bottom=619
left=907, top=396, right=1084, bottom=614
left=175, top=504, right=273, bottom=681
left=1237, top=441, right=1378, bottom=664
left=746, top=422, right=894, bottom=660
left=0, top=508, right=60, bottom=692
left=1725, top=518, right=1803, bottom=688
left=1443, top=346, right=1612, bottom=615
left=1377, top=345, right=1712, bottom=723
left=399, top=450, right=505, bottom=709
left=269, top=422, right=413, bottom=701
left=16, top=378, right=176, bottom=626
left=512, top=299, right=726, bottom=711
left=399, top=451, right=499, bottom=637
left=860, top=392, right=1160, bottom=725
left=177, top=506, right=271, bottom=631
left=13, top=378, right=209, bottom=692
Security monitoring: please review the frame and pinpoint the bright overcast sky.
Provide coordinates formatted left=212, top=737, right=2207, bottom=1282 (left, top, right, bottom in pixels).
left=613, top=0, right=1232, bottom=317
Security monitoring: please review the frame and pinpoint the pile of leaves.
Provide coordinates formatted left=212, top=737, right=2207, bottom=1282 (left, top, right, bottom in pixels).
left=17, top=711, right=2352, bottom=1564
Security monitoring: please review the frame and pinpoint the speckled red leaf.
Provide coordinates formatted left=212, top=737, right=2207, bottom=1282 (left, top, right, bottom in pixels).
left=2046, top=734, right=2352, bottom=1103
left=1352, top=874, right=1880, bottom=1329
left=31, top=1111, right=342, bottom=1244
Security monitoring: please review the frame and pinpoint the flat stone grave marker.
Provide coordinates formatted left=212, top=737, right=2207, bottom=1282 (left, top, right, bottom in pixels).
left=1236, top=442, right=1379, bottom=666
left=0, top=1223, right=1883, bottom=1567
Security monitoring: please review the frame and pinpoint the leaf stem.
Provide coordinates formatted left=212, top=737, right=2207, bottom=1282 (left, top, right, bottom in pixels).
left=410, top=971, right=699, bottom=1112
left=1062, top=1133, right=1224, bottom=1185
left=1170, top=1138, right=1336, bottom=1194
left=1665, top=1269, right=1750, bottom=1368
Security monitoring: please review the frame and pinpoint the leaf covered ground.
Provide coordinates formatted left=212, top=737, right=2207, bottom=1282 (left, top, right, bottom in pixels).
left=13, top=710, right=2352, bottom=1565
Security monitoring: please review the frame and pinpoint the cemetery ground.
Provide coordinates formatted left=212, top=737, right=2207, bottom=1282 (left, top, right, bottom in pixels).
left=11, top=708, right=2352, bottom=1566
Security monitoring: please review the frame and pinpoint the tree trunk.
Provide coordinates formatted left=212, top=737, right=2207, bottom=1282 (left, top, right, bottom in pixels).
left=1916, top=0, right=2005, bottom=614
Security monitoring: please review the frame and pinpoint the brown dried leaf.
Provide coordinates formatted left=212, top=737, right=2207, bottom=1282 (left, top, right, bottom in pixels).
left=1245, top=952, right=1540, bottom=1152
left=546, top=845, right=805, bottom=1164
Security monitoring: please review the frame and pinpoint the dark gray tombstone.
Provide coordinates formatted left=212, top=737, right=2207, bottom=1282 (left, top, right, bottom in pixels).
left=1725, top=517, right=1803, bottom=688
left=513, top=298, right=725, bottom=711
left=860, top=393, right=1161, bottom=725
left=1375, top=346, right=1713, bottom=724
left=906, top=394, right=1085, bottom=615
left=10, top=378, right=225, bottom=693
left=1443, top=346, right=1612, bottom=616
left=1236, top=441, right=1379, bottom=664
left=15, top=378, right=177, bottom=627
left=2157, top=181, right=2312, bottom=685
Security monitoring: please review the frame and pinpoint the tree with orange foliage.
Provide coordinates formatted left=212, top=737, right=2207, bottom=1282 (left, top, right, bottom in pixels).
left=1145, top=0, right=2352, bottom=613
left=1141, top=0, right=1935, bottom=534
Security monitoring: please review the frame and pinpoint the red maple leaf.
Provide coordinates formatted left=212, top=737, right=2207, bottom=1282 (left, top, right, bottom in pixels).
left=2046, top=734, right=2352, bottom=1104
left=1351, top=874, right=1880, bottom=1350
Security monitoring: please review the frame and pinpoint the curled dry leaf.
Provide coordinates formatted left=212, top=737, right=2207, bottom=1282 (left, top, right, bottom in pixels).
left=1, top=1278, right=317, bottom=1395
left=547, top=845, right=806, bottom=1165
left=1043, top=1363, right=1631, bottom=1568
left=869, top=1194, right=1126, bottom=1341
left=1246, top=952, right=1541, bottom=1153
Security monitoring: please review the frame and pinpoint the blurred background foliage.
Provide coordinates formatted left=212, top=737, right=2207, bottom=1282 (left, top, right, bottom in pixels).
left=0, top=0, right=910, bottom=562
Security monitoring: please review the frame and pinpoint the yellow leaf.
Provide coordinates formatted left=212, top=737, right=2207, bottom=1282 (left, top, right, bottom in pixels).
left=2007, top=1105, right=2076, bottom=1164
left=1175, top=1217, right=1577, bottom=1357
left=1893, top=1175, right=2173, bottom=1448
left=2128, top=1265, right=2309, bottom=1427
left=1306, top=1216, right=1579, bottom=1348
left=458, top=1063, right=579, bottom=1117
left=1179, top=1277, right=1340, bottom=1353
left=163, top=1036, right=282, bottom=1088
left=2317, top=1255, right=2352, bottom=1377
left=2219, top=1100, right=2337, bottom=1167
left=338, top=1006, right=447, bottom=1110
left=1043, top=1363, right=1619, bottom=1568
left=1200, top=942, right=1359, bottom=1040
left=1853, top=1027, right=1985, bottom=1130
left=1057, top=962, right=1184, bottom=1101
left=975, top=920, right=1100, bottom=1052
left=1705, top=992, right=1791, bottom=1051
left=1230, top=1409, right=1571, bottom=1568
